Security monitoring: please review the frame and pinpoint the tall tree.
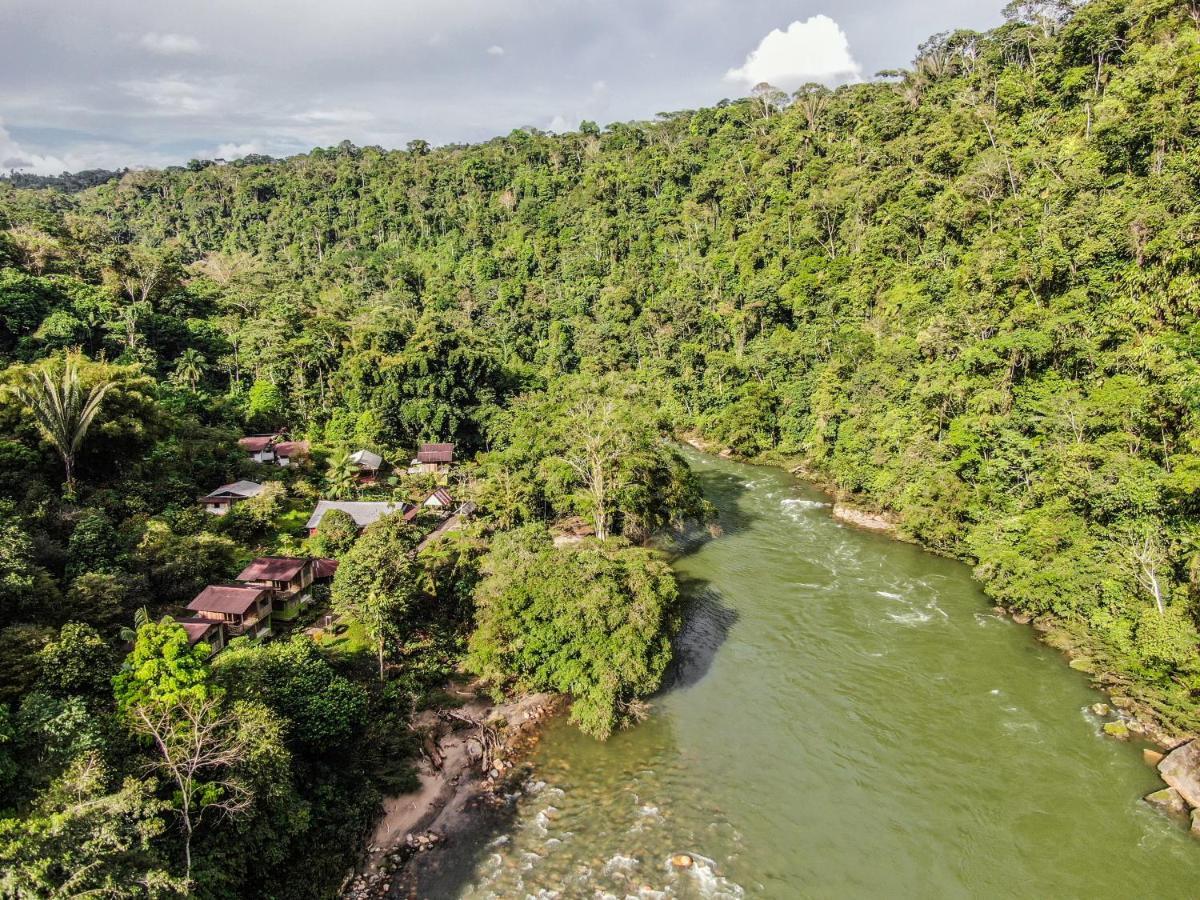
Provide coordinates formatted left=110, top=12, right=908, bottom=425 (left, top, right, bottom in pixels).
left=13, top=355, right=112, bottom=497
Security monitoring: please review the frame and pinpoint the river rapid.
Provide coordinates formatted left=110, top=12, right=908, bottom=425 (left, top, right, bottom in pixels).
left=422, top=450, right=1200, bottom=898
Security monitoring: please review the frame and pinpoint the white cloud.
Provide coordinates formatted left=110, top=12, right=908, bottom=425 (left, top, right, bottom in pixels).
left=486, top=45, right=505, bottom=56
left=291, top=108, right=374, bottom=125
left=139, top=32, right=202, bottom=55
left=725, top=15, right=862, bottom=91
left=210, top=141, right=262, bottom=160
left=120, top=76, right=236, bottom=115
left=0, top=117, right=171, bottom=174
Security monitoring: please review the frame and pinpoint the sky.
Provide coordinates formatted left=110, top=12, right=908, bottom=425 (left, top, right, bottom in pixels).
left=0, top=0, right=1003, bottom=175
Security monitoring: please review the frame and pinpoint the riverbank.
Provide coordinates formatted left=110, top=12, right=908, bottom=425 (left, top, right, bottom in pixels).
left=341, top=685, right=563, bottom=900
left=679, top=433, right=1195, bottom=751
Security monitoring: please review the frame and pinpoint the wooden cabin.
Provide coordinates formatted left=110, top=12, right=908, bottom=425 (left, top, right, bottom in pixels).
left=408, top=442, right=454, bottom=475
left=236, top=557, right=314, bottom=615
left=175, top=617, right=226, bottom=657
left=187, top=584, right=273, bottom=639
left=199, top=480, right=264, bottom=516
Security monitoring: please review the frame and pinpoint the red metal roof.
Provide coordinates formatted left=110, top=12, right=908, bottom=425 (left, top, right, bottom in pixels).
left=274, top=440, right=310, bottom=458
left=176, top=617, right=220, bottom=645
left=417, top=443, right=454, bottom=464
left=313, top=558, right=339, bottom=579
left=237, top=557, right=309, bottom=582
left=238, top=434, right=281, bottom=452
left=188, top=584, right=269, bottom=615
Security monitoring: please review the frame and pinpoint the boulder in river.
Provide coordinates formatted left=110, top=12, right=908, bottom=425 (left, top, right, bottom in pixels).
left=1192, top=809, right=1200, bottom=838
left=1144, top=748, right=1165, bottom=767
left=1091, top=703, right=1110, bottom=717
left=1102, top=722, right=1130, bottom=740
left=1144, top=787, right=1189, bottom=817
left=670, top=854, right=694, bottom=869
left=1158, top=740, right=1200, bottom=808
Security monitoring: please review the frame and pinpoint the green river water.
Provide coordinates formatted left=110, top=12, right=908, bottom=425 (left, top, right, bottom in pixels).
left=424, top=450, right=1200, bottom=898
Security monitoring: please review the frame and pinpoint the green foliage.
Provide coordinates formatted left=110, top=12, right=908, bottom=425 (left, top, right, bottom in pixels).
left=134, top=521, right=238, bottom=605
left=112, top=619, right=214, bottom=713
left=0, top=753, right=177, bottom=899
left=331, top=513, right=419, bottom=678
left=468, top=526, right=680, bottom=739
left=213, top=636, right=368, bottom=756
left=37, top=622, right=116, bottom=704
left=311, top=507, right=358, bottom=557
left=483, top=375, right=712, bottom=540
left=245, top=379, right=286, bottom=431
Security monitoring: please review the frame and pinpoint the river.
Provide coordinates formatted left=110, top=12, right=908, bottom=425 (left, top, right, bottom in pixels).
left=419, top=450, right=1200, bottom=898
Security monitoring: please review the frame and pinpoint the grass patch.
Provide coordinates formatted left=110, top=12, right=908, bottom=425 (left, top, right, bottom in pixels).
left=314, top=616, right=372, bottom=655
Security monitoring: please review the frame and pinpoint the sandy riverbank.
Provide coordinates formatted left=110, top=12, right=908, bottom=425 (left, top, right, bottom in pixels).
left=341, top=685, right=562, bottom=900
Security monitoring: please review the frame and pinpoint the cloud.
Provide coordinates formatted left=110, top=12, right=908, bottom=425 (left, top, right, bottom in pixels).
left=291, top=108, right=374, bottom=125
left=725, top=15, right=862, bottom=91
left=0, top=117, right=171, bottom=174
left=0, top=119, right=66, bottom=173
left=211, top=141, right=262, bottom=160
left=139, top=32, right=202, bottom=55
left=119, top=76, right=237, bottom=115
left=486, top=45, right=505, bottom=56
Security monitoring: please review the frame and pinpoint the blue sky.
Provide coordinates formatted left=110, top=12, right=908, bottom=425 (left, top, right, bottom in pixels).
left=0, top=0, right=1003, bottom=174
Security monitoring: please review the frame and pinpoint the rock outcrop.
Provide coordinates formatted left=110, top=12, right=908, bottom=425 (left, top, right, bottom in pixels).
left=1158, top=740, right=1200, bottom=809
left=1144, top=787, right=1189, bottom=817
left=831, top=502, right=896, bottom=534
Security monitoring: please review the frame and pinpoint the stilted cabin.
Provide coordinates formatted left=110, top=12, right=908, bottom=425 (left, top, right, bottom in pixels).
left=199, top=480, right=264, bottom=515
left=408, top=443, right=454, bottom=475
left=176, top=617, right=226, bottom=657
left=236, top=557, right=314, bottom=616
left=304, top=500, right=409, bottom=536
left=239, top=434, right=283, bottom=464
left=187, top=584, right=273, bottom=639
left=349, top=449, right=384, bottom=483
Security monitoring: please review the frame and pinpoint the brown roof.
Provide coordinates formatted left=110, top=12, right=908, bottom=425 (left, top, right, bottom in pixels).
left=403, top=505, right=421, bottom=522
left=176, top=617, right=220, bottom=645
left=274, top=440, right=310, bottom=458
left=237, top=557, right=309, bottom=582
left=187, top=584, right=269, bottom=616
left=313, top=558, right=339, bottom=579
left=239, top=434, right=281, bottom=452
left=426, top=488, right=454, bottom=506
left=417, top=443, right=454, bottom=464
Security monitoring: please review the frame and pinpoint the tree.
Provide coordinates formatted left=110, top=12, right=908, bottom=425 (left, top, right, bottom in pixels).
left=64, top=574, right=130, bottom=634
left=245, top=379, right=286, bottom=432
left=330, top=514, right=419, bottom=681
left=38, top=622, right=116, bottom=704
left=467, top=526, right=680, bottom=739
left=213, top=636, right=368, bottom=756
left=0, top=752, right=178, bottom=898
left=66, top=509, right=121, bottom=579
left=311, top=508, right=359, bottom=557
left=13, top=355, right=113, bottom=496
left=172, top=349, right=207, bottom=390
left=128, top=696, right=254, bottom=883
left=112, top=619, right=213, bottom=713
left=324, top=450, right=359, bottom=500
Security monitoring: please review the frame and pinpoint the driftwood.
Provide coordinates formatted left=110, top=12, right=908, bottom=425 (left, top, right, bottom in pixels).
left=437, top=710, right=502, bottom=772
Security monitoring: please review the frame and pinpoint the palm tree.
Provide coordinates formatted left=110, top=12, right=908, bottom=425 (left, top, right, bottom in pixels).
left=173, top=348, right=207, bottom=390
left=15, top=356, right=113, bottom=497
left=325, top=450, right=359, bottom=499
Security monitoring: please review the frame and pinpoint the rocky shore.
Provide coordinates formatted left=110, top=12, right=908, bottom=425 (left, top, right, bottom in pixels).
left=1143, top=740, right=1200, bottom=837
left=340, top=687, right=564, bottom=900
